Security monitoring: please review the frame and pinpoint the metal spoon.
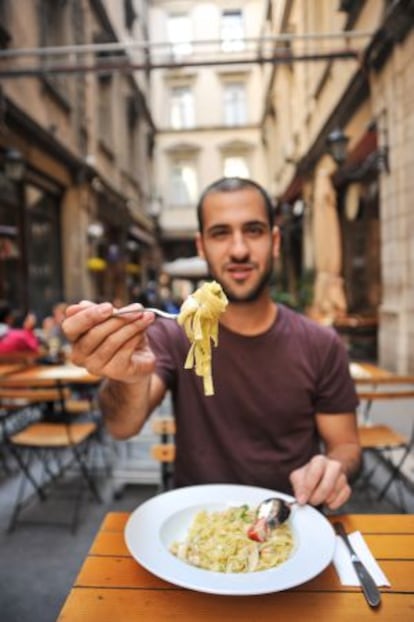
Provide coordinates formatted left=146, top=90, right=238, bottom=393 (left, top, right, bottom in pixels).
left=257, top=497, right=294, bottom=526
left=113, top=307, right=178, bottom=320
left=247, top=497, right=295, bottom=542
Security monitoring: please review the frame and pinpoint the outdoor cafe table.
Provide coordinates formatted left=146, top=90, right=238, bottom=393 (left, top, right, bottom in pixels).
left=350, top=362, right=414, bottom=386
left=56, top=512, right=414, bottom=622
left=0, top=363, right=100, bottom=387
left=0, top=363, right=27, bottom=377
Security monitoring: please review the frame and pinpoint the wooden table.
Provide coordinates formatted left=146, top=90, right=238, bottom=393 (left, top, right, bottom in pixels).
left=0, top=363, right=100, bottom=387
left=56, top=513, right=414, bottom=621
left=350, top=362, right=414, bottom=385
left=0, top=363, right=27, bottom=377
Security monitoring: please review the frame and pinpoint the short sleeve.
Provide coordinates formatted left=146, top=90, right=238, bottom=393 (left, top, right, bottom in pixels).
left=314, top=332, right=359, bottom=414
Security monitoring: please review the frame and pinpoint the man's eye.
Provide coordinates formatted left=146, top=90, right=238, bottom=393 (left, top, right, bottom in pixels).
left=244, top=225, right=267, bottom=237
left=210, top=229, right=228, bottom=239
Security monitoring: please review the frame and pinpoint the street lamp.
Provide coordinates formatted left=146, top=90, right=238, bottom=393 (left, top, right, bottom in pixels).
left=4, top=148, right=26, bottom=181
left=326, top=127, right=350, bottom=166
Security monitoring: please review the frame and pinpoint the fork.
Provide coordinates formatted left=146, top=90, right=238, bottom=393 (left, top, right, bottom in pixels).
left=113, top=307, right=178, bottom=320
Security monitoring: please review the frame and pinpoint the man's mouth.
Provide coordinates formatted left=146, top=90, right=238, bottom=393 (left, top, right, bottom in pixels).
left=226, top=264, right=254, bottom=281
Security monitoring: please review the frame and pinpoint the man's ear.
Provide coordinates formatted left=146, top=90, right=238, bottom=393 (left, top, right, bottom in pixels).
left=195, top=232, right=205, bottom=259
left=272, top=226, right=281, bottom=259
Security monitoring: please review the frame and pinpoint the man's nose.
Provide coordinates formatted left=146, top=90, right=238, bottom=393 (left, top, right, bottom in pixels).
left=229, top=232, right=249, bottom=259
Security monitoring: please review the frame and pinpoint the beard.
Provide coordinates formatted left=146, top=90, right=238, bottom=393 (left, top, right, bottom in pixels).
left=205, top=256, right=274, bottom=303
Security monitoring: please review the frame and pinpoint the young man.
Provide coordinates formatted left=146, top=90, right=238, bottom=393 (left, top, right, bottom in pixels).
left=62, top=178, right=361, bottom=510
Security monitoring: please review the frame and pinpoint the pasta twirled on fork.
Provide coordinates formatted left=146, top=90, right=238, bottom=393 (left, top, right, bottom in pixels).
left=178, top=281, right=228, bottom=396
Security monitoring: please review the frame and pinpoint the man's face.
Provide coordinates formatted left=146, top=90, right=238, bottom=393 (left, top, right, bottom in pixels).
left=196, top=187, right=280, bottom=303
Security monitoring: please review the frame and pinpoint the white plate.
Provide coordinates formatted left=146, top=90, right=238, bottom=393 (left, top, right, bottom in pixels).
left=124, top=484, right=336, bottom=596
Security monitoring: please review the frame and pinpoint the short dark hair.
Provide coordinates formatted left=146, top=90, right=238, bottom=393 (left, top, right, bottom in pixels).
left=196, top=177, right=275, bottom=232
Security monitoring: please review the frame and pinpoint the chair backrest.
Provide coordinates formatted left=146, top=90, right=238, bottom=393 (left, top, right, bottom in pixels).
left=0, top=405, right=43, bottom=441
left=358, top=389, right=414, bottom=401
left=151, top=417, right=176, bottom=436
left=0, top=387, right=68, bottom=404
left=357, top=385, right=414, bottom=427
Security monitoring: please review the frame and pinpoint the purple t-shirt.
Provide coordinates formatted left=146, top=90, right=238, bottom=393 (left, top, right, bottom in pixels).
left=148, top=304, right=358, bottom=494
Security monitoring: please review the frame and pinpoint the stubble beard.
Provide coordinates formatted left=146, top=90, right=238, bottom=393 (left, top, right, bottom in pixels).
left=205, top=257, right=274, bottom=303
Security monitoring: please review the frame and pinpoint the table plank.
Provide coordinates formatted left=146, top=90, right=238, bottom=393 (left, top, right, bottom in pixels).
left=332, top=514, right=414, bottom=534
left=98, top=513, right=414, bottom=535
left=56, top=589, right=413, bottom=622
left=364, top=534, right=414, bottom=558
left=73, top=555, right=413, bottom=593
left=100, top=512, right=130, bottom=531
left=89, top=532, right=130, bottom=556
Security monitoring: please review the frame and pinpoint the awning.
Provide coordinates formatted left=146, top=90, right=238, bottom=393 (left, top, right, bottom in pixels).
left=312, top=169, right=347, bottom=317
left=162, top=256, right=208, bottom=279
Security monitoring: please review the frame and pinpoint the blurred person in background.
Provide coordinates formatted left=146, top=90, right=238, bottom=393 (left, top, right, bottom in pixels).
left=0, top=301, right=40, bottom=354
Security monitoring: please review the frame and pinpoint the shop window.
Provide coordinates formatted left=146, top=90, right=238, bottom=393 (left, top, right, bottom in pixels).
left=0, top=178, right=22, bottom=306
left=25, top=184, right=63, bottom=319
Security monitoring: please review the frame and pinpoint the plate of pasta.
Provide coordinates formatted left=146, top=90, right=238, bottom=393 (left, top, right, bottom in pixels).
left=124, top=484, right=336, bottom=595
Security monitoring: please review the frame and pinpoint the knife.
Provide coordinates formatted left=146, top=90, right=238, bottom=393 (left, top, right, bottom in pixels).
left=334, top=522, right=381, bottom=608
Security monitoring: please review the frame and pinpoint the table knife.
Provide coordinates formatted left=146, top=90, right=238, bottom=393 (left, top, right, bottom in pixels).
left=334, top=522, right=381, bottom=608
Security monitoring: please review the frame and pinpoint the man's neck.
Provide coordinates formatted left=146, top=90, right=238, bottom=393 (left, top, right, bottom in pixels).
left=220, top=297, right=278, bottom=336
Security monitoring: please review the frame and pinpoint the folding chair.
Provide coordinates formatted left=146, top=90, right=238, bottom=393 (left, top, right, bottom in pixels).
left=1, top=382, right=101, bottom=532
left=356, top=386, right=414, bottom=511
left=151, top=416, right=176, bottom=491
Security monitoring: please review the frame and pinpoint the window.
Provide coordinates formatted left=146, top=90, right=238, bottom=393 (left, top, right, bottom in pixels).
left=223, top=82, right=246, bottom=126
left=223, top=156, right=250, bottom=178
left=221, top=9, right=244, bottom=52
left=39, top=0, right=71, bottom=103
left=97, top=75, right=114, bottom=152
left=170, top=160, right=198, bottom=205
left=170, top=86, right=194, bottom=129
left=167, top=14, right=192, bottom=56
left=126, top=95, right=140, bottom=174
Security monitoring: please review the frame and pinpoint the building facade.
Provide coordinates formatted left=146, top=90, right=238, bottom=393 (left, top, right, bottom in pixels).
left=0, top=0, right=157, bottom=320
left=261, top=0, right=414, bottom=372
left=148, top=0, right=268, bottom=264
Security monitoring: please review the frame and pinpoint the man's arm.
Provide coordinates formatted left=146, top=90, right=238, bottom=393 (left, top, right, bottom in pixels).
left=289, top=412, right=361, bottom=509
left=100, top=373, right=167, bottom=439
left=62, top=301, right=166, bottom=440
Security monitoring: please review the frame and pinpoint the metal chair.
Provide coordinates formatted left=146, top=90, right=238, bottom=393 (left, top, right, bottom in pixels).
left=356, top=386, right=414, bottom=511
left=1, top=382, right=101, bottom=532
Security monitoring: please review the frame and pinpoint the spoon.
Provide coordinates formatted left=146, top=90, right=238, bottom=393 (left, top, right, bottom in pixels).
left=113, top=307, right=178, bottom=320
left=247, top=497, right=295, bottom=542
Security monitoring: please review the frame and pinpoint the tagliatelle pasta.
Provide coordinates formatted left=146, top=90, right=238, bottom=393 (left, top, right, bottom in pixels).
left=169, top=505, right=294, bottom=573
left=178, top=281, right=228, bottom=396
